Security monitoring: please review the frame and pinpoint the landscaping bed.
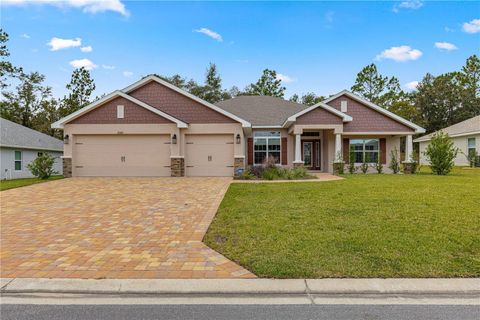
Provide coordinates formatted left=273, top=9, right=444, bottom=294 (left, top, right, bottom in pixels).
left=205, top=167, right=480, bottom=278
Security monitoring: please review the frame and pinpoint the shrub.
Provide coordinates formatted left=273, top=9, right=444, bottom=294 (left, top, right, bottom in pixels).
left=291, top=166, right=308, bottom=179
left=360, top=161, right=369, bottom=174
left=465, top=150, right=479, bottom=168
left=348, top=150, right=357, bottom=174
left=240, top=170, right=256, bottom=180
left=262, top=155, right=278, bottom=169
left=27, top=154, right=58, bottom=179
left=389, top=147, right=400, bottom=174
left=262, top=167, right=282, bottom=180
left=424, top=131, right=459, bottom=175
left=410, top=149, right=419, bottom=174
left=374, top=157, right=383, bottom=174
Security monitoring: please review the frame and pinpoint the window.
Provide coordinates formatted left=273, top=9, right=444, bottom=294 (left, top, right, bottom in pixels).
left=341, top=100, right=348, bottom=113
left=14, top=151, right=22, bottom=171
left=117, top=105, right=124, bottom=118
left=468, top=137, right=476, bottom=156
left=349, top=139, right=379, bottom=163
left=254, top=131, right=281, bottom=164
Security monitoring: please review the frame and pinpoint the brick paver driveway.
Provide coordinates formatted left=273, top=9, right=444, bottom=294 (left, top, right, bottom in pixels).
left=0, top=178, right=254, bottom=279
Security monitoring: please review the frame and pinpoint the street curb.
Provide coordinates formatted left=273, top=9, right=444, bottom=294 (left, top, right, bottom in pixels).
left=1, top=278, right=479, bottom=295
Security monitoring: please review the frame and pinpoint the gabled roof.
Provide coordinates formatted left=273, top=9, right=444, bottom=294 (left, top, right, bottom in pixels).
left=51, top=91, right=188, bottom=129
left=414, top=115, right=480, bottom=142
left=123, top=75, right=251, bottom=127
left=323, top=90, right=426, bottom=133
left=283, top=102, right=352, bottom=127
left=215, top=95, right=308, bottom=127
left=1, top=118, right=63, bottom=151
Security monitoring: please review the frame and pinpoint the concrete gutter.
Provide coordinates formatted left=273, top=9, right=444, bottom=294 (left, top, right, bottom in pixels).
left=1, top=278, right=479, bottom=295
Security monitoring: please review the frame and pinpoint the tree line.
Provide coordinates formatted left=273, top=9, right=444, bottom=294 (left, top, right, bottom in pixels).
left=1, top=28, right=478, bottom=140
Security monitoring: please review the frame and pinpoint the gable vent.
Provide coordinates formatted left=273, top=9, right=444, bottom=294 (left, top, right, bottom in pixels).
left=117, top=105, right=124, bottom=118
left=340, top=100, right=348, bottom=113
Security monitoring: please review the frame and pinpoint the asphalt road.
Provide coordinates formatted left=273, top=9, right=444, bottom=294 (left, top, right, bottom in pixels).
left=2, top=304, right=479, bottom=320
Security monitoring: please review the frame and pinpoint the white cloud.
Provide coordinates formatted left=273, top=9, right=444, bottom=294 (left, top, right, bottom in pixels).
left=2, top=0, right=129, bottom=16
left=123, top=71, right=133, bottom=77
left=405, top=81, right=419, bottom=90
left=393, top=0, right=423, bottom=13
left=434, top=42, right=458, bottom=51
left=276, top=73, right=296, bottom=83
left=194, top=28, right=223, bottom=42
left=375, top=45, right=422, bottom=62
left=47, top=37, right=81, bottom=51
left=21, top=33, right=30, bottom=39
left=444, top=27, right=455, bottom=32
left=324, top=11, right=334, bottom=23
left=69, top=58, right=97, bottom=70
left=80, top=45, right=92, bottom=52
left=463, top=19, right=480, bottom=34
left=102, top=64, right=116, bottom=70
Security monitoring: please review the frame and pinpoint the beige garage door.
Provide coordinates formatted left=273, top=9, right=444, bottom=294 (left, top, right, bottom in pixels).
left=185, top=134, right=234, bottom=176
left=73, top=135, right=171, bottom=177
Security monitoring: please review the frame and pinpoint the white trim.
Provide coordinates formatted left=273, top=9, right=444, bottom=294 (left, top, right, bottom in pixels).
left=343, top=132, right=415, bottom=136
left=234, top=155, right=246, bottom=158
left=122, top=75, right=251, bottom=128
left=170, top=156, right=185, bottom=158
left=51, top=91, right=188, bottom=129
left=414, top=130, right=480, bottom=143
left=283, top=102, right=353, bottom=128
left=251, top=125, right=283, bottom=129
left=60, top=156, right=72, bottom=159
left=323, top=90, right=426, bottom=133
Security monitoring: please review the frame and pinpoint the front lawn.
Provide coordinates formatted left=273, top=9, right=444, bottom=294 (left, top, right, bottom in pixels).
left=204, top=168, right=480, bottom=278
left=0, top=176, right=63, bottom=191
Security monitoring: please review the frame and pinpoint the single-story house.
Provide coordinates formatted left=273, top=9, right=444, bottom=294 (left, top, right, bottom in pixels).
left=414, top=115, right=480, bottom=166
left=1, top=117, right=63, bottom=179
left=52, top=75, right=425, bottom=177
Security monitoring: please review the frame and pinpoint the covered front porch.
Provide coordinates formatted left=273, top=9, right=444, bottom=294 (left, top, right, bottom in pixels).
left=288, top=124, right=416, bottom=173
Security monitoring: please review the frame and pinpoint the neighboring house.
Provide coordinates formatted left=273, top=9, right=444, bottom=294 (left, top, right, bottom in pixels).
left=52, top=75, right=425, bottom=177
left=1, top=118, right=63, bottom=179
left=414, top=115, right=480, bottom=166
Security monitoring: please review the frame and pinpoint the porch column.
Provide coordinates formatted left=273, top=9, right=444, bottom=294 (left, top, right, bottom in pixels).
left=293, top=133, right=303, bottom=166
left=334, top=133, right=342, bottom=162
left=405, top=134, right=413, bottom=162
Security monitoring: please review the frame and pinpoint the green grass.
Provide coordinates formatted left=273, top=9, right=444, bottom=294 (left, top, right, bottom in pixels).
left=0, top=176, right=63, bottom=191
left=204, top=168, right=480, bottom=278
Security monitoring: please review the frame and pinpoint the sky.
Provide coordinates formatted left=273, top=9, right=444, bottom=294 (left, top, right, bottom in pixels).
left=1, top=0, right=479, bottom=99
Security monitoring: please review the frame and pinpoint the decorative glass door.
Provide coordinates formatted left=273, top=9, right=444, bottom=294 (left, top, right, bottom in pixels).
left=303, top=142, right=313, bottom=167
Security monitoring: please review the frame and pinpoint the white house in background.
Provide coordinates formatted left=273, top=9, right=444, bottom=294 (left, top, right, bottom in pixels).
left=1, top=118, right=63, bottom=179
left=414, top=115, right=480, bottom=166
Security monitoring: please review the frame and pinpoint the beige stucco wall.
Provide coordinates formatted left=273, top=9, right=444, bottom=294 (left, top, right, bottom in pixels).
left=418, top=134, right=480, bottom=166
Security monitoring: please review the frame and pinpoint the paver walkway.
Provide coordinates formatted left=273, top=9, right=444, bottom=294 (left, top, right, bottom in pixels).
left=0, top=178, right=254, bottom=279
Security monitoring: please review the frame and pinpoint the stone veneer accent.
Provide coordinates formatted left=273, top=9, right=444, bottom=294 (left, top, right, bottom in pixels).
left=403, top=162, right=415, bottom=174
left=234, top=157, right=245, bottom=176
left=293, top=162, right=304, bottom=168
left=63, top=157, right=72, bottom=178
left=171, top=157, right=185, bottom=177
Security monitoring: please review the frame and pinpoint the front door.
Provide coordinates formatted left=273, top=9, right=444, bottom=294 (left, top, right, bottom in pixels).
left=302, top=140, right=321, bottom=170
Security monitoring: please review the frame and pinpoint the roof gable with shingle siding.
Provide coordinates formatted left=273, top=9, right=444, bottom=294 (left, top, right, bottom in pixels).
left=129, top=80, right=237, bottom=124
left=326, top=95, right=414, bottom=132
left=69, top=96, right=173, bottom=124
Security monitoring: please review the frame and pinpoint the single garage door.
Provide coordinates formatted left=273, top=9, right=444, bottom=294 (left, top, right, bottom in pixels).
left=185, top=134, right=234, bottom=177
left=73, top=135, right=171, bottom=177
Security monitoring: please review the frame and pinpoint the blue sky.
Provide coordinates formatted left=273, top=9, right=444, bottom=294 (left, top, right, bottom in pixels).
left=2, top=1, right=479, bottom=99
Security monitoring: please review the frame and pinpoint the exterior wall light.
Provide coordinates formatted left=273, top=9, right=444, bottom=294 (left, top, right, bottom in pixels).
left=172, top=134, right=177, bottom=144
left=63, top=134, right=69, bottom=144
left=236, top=134, right=241, bottom=144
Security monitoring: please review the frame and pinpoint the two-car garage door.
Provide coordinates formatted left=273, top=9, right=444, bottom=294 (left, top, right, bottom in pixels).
left=73, top=134, right=234, bottom=177
left=73, top=135, right=171, bottom=177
